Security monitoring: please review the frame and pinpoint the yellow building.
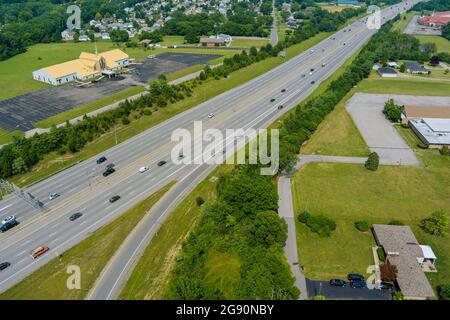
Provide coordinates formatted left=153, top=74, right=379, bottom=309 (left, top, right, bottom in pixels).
left=32, top=49, right=130, bottom=86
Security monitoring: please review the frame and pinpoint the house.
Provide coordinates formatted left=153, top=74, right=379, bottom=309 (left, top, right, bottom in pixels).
left=404, top=61, right=429, bottom=74
left=32, top=49, right=130, bottom=86
left=78, top=35, right=90, bottom=42
left=418, top=11, right=450, bottom=29
left=372, top=224, right=436, bottom=300
left=372, top=63, right=382, bottom=70
left=377, top=67, right=397, bottom=78
left=409, top=118, right=450, bottom=148
left=200, top=37, right=225, bottom=47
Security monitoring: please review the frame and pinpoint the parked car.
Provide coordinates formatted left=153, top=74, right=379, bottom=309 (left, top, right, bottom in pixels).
left=157, top=160, right=167, bottom=167
left=109, top=195, right=121, bottom=203
left=102, top=167, right=115, bottom=177
left=97, top=156, right=107, bottom=164
left=329, top=279, right=346, bottom=287
left=139, top=166, right=149, bottom=173
left=1, top=215, right=15, bottom=225
left=347, top=274, right=365, bottom=281
left=69, top=212, right=83, bottom=221
left=49, top=192, right=60, bottom=201
left=350, top=280, right=366, bottom=288
left=31, top=246, right=49, bottom=259
left=0, top=262, right=11, bottom=271
left=380, top=282, right=394, bottom=290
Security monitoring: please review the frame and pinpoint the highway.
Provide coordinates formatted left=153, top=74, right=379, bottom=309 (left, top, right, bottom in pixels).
left=0, top=1, right=421, bottom=295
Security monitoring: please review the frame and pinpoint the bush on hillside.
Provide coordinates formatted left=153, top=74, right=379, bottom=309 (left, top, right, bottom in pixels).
left=355, top=220, right=371, bottom=232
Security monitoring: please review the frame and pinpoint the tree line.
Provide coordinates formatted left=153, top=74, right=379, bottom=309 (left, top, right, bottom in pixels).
left=165, top=165, right=299, bottom=299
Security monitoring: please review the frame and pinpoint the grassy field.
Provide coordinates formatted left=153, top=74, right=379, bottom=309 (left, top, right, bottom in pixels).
left=0, top=182, right=174, bottom=300
left=318, top=4, right=346, bottom=13
left=414, top=35, right=450, bottom=53
left=119, top=165, right=233, bottom=299
left=9, top=32, right=332, bottom=188
left=392, top=12, right=416, bottom=32
left=356, top=77, right=450, bottom=96
left=34, top=86, right=146, bottom=128
left=0, top=129, right=24, bottom=145
left=230, top=38, right=270, bottom=48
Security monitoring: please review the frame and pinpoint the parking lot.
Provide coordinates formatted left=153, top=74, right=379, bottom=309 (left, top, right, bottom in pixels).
left=0, top=52, right=221, bottom=132
left=404, top=15, right=442, bottom=35
left=346, top=93, right=422, bottom=166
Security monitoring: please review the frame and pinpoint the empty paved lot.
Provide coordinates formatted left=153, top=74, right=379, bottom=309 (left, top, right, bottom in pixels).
left=346, top=93, right=430, bottom=166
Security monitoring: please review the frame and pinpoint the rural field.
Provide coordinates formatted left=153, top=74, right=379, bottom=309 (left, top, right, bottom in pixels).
left=291, top=76, right=450, bottom=293
left=414, top=35, right=450, bottom=53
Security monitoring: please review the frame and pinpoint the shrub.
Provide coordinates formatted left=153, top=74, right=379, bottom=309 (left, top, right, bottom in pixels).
left=383, top=99, right=403, bottom=122
left=439, top=145, right=449, bottom=156
left=389, top=219, right=404, bottom=226
left=421, top=209, right=449, bottom=237
left=355, top=220, right=371, bottom=232
left=417, top=142, right=428, bottom=149
left=393, top=291, right=404, bottom=300
left=195, top=196, right=205, bottom=206
left=298, top=212, right=336, bottom=237
left=298, top=211, right=311, bottom=224
left=365, top=152, right=379, bottom=171
left=377, top=247, right=386, bottom=262
left=401, top=123, right=409, bottom=128
left=438, top=284, right=450, bottom=300
left=143, top=109, right=152, bottom=116
left=121, top=116, right=130, bottom=125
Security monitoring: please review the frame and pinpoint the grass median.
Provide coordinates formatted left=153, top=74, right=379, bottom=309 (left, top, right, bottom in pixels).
left=0, top=181, right=175, bottom=300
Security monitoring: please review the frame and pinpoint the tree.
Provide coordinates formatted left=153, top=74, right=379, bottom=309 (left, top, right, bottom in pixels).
left=383, top=99, right=403, bottom=122
left=365, top=152, right=379, bottom=171
left=422, top=209, right=449, bottom=236
left=438, top=284, right=450, bottom=300
left=430, top=55, right=440, bottom=66
left=399, top=64, right=406, bottom=73
left=196, top=197, right=205, bottom=206
left=380, top=263, right=398, bottom=282
left=12, top=157, right=28, bottom=175
left=184, top=33, right=199, bottom=44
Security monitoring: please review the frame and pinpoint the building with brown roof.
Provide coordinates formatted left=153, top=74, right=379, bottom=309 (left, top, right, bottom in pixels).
left=418, top=11, right=450, bottom=29
left=402, top=105, right=450, bottom=123
left=372, top=224, right=436, bottom=300
left=200, top=37, right=225, bottom=47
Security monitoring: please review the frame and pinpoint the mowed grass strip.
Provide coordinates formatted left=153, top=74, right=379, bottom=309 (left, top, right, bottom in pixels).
left=414, top=35, right=450, bottom=53
left=119, top=166, right=233, bottom=300
left=357, top=77, right=450, bottom=96
left=34, top=86, right=146, bottom=128
left=0, top=182, right=175, bottom=300
left=9, top=32, right=331, bottom=188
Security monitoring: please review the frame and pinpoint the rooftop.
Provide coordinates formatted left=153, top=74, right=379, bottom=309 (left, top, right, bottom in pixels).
left=372, top=224, right=435, bottom=299
left=378, top=67, right=397, bottom=74
left=410, top=118, right=450, bottom=145
left=404, top=61, right=428, bottom=73
left=404, top=105, right=450, bottom=119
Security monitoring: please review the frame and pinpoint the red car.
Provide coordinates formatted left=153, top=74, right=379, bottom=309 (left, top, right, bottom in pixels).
left=31, top=246, right=49, bottom=259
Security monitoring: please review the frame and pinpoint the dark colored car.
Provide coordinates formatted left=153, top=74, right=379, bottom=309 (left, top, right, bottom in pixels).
left=97, top=156, right=107, bottom=164
left=380, top=282, right=394, bottom=290
left=329, top=279, right=346, bottom=287
left=311, top=81, right=315, bottom=84
left=157, top=160, right=167, bottom=167
left=0, top=262, right=11, bottom=271
left=281, top=89, right=286, bottom=93
left=277, top=105, right=284, bottom=110
left=103, top=167, right=115, bottom=177
left=348, top=274, right=365, bottom=281
left=350, top=280, right=366, bottom=288
left=301, top=74, right=306, bottom=78
left=310, top=68, right=314, bottom=72
left=106, top=163, right=115, bottom=170
left=270, top=98, right=276, bottom=102
left=69, top=212, right=83, bottom=221
left=0, top=220, right=18, bottom=233
left=109, top=195, right=121, bottom=203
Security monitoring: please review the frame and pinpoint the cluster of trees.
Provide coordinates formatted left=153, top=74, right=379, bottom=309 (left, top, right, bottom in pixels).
left=298, top=211, right=336, bottom=237
left=0, top=75, right=196, bottom=179
left=411, top=0, right=450, bottom=12
left=383, top=99, right=403, bottom=122
left=276, top=18, right=430, bottom=171
left=443, top=24, right=450, bottom=42
left=165, top=165, right=299, bottom=299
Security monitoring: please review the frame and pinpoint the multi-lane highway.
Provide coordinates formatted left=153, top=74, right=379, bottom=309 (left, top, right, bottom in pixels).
left=0, top=0, right=421, bottom=295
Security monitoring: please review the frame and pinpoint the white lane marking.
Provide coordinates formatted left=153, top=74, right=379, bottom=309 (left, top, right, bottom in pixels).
left=48, top=231, right=58, bottom=238
left=17, top=250, right=27, bottom=256
left=50, top=222, right=61, bottom=229
left=49, top=238, right=59, bottom=245
left=17, top=257, right=28, bottom=265
left=0, top=204, right=13, bottom=212
left=19, top=240, right=31, bottom=248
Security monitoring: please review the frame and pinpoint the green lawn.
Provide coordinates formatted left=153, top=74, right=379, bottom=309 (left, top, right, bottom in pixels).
left=119, top=165, right=233, bottom=299
left=414, top=35, right=450, bottom=53
left=9, top=32, right=332, bottom=188
left=392, top=12, right=416, bottom=32
left=35, top=86, right=146, bottom=128
left=230, top=38, right=270, bottom=48
left=159, top=36, right=185, bottom=46
left=356, top=77, right=450, bottom=96
left=0, top=129, right=24, bottom=145
left=0, top=182, right=174, bottom=300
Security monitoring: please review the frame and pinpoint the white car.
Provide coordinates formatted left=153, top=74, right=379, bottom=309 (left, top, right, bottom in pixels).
left=49, top=192, right=60, bottom=201
left=207, top=113, right=215, bottom=119
left=1, top=215, right=15, bottom=225
left=139, top=166, right=149, bottom=173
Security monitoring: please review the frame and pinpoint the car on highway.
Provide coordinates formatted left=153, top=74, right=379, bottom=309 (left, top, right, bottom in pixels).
left=139, top=166, right=149, bottom=173
left=1, top=215, right=15, bottom=225
left=31, top=246, right=49, bottom=259
left=277, top=105, right=284, bottom=110
left=281, top=89, right=286, bottom=93
left=310, top=81, right=315, bottom=84
left=102, top=167, right=115, bottom=177
left=207, top=113, right=215, bottom=119
left=109, top=195, right=121, bottom=203
left=69, top=212, right=83, bottom=221
left=322, top=63, right=326, bottom=67
left=178, top=153, right=184, bottom=159
left=270, top=98, right=275, bottom=102
left=157, top=160, right=167, bottom=167
left=347, top=273, right=365, bottom=282
left=350, top=280, right=366, bottom=288
left=0, top=219, right=18, bottom=233
left=329, top=279, right=346, bottom=287
left=0, top=262, right=11, bottom=271
left=49, top=192, right=60, bottom=201
left=97, top=156, right=107, bottom=164
left=343, top=42, right=346, bottom=46
left=310, top=68, right=314, bottom=72
left=301, top=74, right=306, bottom=78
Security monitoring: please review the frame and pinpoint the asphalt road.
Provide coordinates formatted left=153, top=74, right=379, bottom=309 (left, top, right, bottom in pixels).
left=0, top=1, right=421, bottom=295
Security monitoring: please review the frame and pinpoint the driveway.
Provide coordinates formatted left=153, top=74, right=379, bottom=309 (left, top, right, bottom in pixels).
left=307, top=280, right=391, bottom=300
left=346, top=93, right=421, bottom=166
